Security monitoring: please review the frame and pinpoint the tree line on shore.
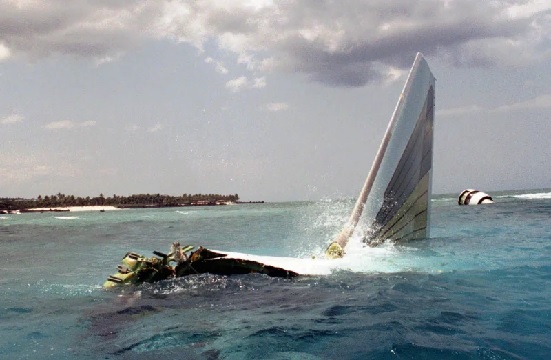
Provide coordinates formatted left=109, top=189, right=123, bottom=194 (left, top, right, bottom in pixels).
left=0, top=193, right=240, bottom=210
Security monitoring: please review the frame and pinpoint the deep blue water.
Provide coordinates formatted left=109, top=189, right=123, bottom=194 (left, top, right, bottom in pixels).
left=1, top=190, right=550, bottom=359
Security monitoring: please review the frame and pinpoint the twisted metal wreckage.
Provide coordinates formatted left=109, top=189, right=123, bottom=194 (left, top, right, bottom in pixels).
left=103, top=242, right=299, bottom=288
left=104, top=52, right=436, bottom=288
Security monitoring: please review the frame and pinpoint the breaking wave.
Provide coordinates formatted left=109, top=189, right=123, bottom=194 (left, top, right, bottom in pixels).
left=511, top=191, right=551, bottom=200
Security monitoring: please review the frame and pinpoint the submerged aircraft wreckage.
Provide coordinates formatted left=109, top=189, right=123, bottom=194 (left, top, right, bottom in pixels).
left=104, top=53, right=436, bottom=288
left=458, top=189, right=494, bottom=205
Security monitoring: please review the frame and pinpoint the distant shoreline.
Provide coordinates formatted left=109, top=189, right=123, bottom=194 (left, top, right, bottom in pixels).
left=14, top=201, right=266, bottom=213
left=1, top=193, right=245, bottom=213
left=22, top=206, right=122, bottom=213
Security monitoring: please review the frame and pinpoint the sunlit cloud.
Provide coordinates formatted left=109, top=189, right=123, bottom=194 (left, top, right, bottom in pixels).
left=0, top=42, right=10, bottom=61
left=225, top=76, right=266, bottom=92
left=80, top=120, right=97, bottom=127
left=225, top=76, right=248, bottom=92
left=253, top=77, right=266, bottom=89
left=384, top=67, right=408, bottom=85
left=147, top=123, right=163, bottom=133
left=205, top=57, right=228, bottom=74
left=506, top=0, right=551, bottom=19
left=266, top=102, right=289, bottom=112
left=1, top=113, right=23, bottom=125
left=44, top=120, right=97, bottom=129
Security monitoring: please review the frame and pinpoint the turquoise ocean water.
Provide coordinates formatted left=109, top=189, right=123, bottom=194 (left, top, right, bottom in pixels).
left=1, top=190, right=550, bottom=359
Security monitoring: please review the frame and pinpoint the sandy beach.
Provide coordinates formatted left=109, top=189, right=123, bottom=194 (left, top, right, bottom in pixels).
left=27, top=206, right=122, bottom=212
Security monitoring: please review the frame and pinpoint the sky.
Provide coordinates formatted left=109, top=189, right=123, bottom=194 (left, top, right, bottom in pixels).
left=1, top=0, right=551, bottom=202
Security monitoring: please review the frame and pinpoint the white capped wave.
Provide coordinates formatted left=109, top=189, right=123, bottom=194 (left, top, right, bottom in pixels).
left=511, top=192, right=551, bottom=200
left=431, top=197, right=455, bottom=202
left=42, top=283, right=100, bottom=296
left=219, top=233, right=424, bottom=276
left=55, top=216, right=79, bottom=220
left=0, top=216, right=8, bottom=220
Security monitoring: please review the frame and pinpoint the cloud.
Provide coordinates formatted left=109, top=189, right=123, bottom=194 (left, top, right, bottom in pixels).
left=0, top=154, right=51, bottom=183
left=493, top=94, right=551, bottom=112
left=507, top=0, right=551, bottom=19
left=125, top=124, right=141, bottom=132
left=0, top=42, right=10, bottom=60
left=205, top=56, right=228, bottom=74
left=0, top=151, right=76, bottom=185
left=0, top=0, right=148, bottom=62
left=252, top=77, right=266, bottom=89
left=225, top=76, right=248, bottom=92
left=1, top=1, right=550, bottom=86
left=44, top=120, right=97, bottom=129
left=439, top=93, right=551, bottom=117
left=1, top=113, right=23, bottom=125
left=80, top=120, right=97, bottom=127
left=438, top=105, right=484, bottom=117
left=147, top=123, right=163, bottom=133
left=266, top=102, right=289, bottom=112
left=225, top=75, right=266, bottom=92
left=384, top=67, right=408, bottom=85
left=152, top=0, right=551, bottom=86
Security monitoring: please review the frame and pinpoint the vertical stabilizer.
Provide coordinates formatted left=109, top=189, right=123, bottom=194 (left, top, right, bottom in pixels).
left=327, top=53, right=435, bottom=258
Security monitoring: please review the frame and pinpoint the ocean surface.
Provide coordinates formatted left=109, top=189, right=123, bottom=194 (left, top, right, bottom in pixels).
left=1, top=190, right=550, bottom=359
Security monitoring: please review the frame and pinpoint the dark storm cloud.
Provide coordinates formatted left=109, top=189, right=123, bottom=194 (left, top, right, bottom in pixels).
left=0, top=0, right=148, bottom=60
left=263, top=0, right=542, bottom=85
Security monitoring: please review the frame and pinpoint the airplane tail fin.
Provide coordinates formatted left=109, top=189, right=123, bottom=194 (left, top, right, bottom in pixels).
left=327, top=53, right=435, bottom=258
